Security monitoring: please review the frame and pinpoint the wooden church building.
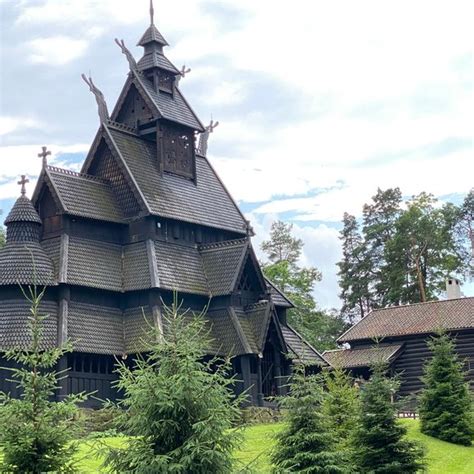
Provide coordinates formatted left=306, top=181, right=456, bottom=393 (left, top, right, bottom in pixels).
left=0, top=5, right=326, bottom=407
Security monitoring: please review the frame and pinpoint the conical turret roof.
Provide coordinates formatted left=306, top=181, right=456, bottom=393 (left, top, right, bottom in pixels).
left=4, top=195, right=42, bottom=225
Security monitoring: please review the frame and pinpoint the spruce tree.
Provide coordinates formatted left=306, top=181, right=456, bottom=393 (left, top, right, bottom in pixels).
left=271, top=364, right=347, bottom=473
left=322, top=366, right=359, bottom=450
left=419, top=332, right=473, bottom=446
left=352, top=364, right=425, bottom=473
left=104, top=294, right=242, bottom=473
left=0, top=285, right=85, bottom=473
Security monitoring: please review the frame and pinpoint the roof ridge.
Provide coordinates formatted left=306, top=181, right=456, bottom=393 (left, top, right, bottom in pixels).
left=198, top=238, right=248, bottom=251
left=372, top=296, right=473, bottom=313
left=47, top=166, right=108, bottom=184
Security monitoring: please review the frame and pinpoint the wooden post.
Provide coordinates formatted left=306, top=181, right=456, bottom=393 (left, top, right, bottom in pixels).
left=57, top=285, right=70, bottom=401
left=257, top=356, right=264, bottom=406
left=241, top=355, right=252, bottom=406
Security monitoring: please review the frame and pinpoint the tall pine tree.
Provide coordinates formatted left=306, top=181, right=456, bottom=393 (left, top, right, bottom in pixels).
left=419, top=332, right=473, bottom=446
left=338, top=212, right=372, bottom=323
left=352, top=364, right=425, bottom=473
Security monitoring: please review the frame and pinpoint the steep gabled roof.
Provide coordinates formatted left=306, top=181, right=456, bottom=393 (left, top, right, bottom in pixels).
left=200, top=239, right=249, bottom=296
left=137, top=24, right=169, bottom=47
left=32, top=166, right=127, bottom=224
left=281, top=324, right=328, bottom=366
left=323, top=343, right=404, bottom=369
left=102, top=125, right=247, bottom=233
left=265, top=277, right=294, bottom=308
left=338, top=297, right=474, bottom=343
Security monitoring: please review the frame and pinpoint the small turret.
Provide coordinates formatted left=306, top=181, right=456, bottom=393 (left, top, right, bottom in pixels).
left=0, top=175, right=55, bottom=286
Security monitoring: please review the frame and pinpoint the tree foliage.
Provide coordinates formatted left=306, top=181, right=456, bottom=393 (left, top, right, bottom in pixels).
left=352, top=364, right=425, bottom=473
left=0, top=226, right=5, bottom=249
left=261, top=221, right=346, bottom=351
left=419, top=332, right=473, bottom=446
left=338, top=188, right=468, bottom=321
left=0, top=286, right=85, bottom=473
left=271, top=364, right=348, bottom=473
left=322, top=366, right=359, bottom=451
left=104, top=295, right=242, bottom=474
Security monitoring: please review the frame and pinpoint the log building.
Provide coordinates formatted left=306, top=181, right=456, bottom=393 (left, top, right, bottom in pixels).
left=324, top=295, right=474, bottom=400
left=0, top=8, right=326, bottom=407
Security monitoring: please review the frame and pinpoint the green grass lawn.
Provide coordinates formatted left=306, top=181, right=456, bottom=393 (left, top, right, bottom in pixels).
left=1, top=419, right=473, bottom=472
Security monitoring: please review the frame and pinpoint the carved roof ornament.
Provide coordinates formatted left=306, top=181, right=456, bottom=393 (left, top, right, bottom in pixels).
left=175, top=64, right=191, bottom=86
left=17, top=175, right=29, bottom=196
left=81, top=74, right=109, bottom=123
left=198, top=119, right=219, bottom=156
left=115, top=38, right=138, bottom=72
left=37, top=146, right=51, bottom=168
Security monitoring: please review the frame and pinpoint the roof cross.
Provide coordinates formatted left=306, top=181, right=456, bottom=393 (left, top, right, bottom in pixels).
left=17, top=175, right=29, bottom=196
left=38, top=146, right=51, bottom=168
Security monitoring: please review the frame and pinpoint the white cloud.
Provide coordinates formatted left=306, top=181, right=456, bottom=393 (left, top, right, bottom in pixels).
left=28, top=35, right=90, bottom=65
left=0, top=116, right=40, bottom=136
left=0, top=144, right=89, bottom=200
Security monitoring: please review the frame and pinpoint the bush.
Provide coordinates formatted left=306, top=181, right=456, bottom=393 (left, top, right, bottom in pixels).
left=104, top=294, right=243, bottom=473
left=271, top=364, right=348, bottom=473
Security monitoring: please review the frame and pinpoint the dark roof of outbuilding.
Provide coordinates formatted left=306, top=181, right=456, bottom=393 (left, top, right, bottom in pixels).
left=323, top=343, right=404, bottom=369
left=0, top=242, right=56, bottom=286
left=106, top=125, right=247, bottom=233
left=281, top=324, right=327, bottom=366
left=4, top=196, right=42, bottom=225
left=338, top=297, right=474, bottom=343
left=45, top=167, right=126, bottom=223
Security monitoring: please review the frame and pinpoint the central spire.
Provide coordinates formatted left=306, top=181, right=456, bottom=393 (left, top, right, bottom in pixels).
left=150, top=0, right=155, bottom=25
left=137, top=0, right=168, bottom=49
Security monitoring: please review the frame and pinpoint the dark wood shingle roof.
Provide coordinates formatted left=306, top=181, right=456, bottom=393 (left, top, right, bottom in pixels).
left=323, top=343, right=404, bottom=369
left=338, top=297, right=474, bottom=343
left=107, top=126, right=247, bottom=234
left=281, top=325, right=327, bottom=366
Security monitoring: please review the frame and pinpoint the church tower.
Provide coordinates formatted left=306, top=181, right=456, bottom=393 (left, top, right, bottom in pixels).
left=0, top=2, right=326, bottom=406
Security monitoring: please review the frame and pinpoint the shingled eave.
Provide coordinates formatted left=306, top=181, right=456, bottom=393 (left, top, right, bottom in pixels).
left=323, top=343, right=405, bottom=369
left=270, top=306, right=288, bottom=353
left=265, top=276, right=295, bottom=308
left=228, top=307, right=254, bottom=354
left=200, top=155, right=249, bottom=236
left=285, top=323, right=329, bottom=366
left=174, top=86, right=205, bottom=132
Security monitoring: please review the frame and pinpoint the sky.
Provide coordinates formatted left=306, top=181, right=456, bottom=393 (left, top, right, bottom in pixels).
left=0, top=0, right=473, bottom=308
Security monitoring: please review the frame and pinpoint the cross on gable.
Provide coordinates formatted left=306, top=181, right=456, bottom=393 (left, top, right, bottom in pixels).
left=38, top=146, right=51, bottom=168
left=17, top=175, right=29, bottom=196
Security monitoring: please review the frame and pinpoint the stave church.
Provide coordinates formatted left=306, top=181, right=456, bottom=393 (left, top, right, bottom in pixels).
left=0, top=3, right=326, bottom=407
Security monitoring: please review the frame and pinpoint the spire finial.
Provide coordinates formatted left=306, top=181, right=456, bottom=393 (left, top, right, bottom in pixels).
left=37, top=146, right=51, bottom=168
left=17, top=175, right=29, bottom=196
left=150, top=0, right=155, bottom=25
